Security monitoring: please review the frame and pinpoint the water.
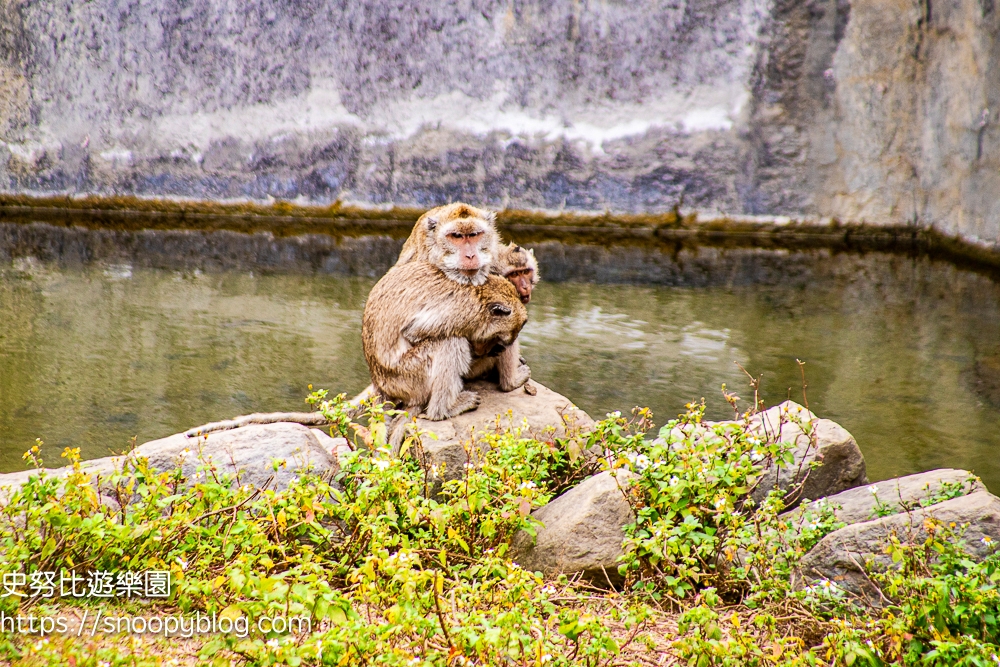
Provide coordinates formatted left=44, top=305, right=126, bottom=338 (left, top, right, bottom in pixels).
left=2, top=223, right=1000, bottom=491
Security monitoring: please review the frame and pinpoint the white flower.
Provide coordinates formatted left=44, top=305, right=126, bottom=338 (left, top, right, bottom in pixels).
left=713, top=497, right=726, bottom=510
left=541, top=585, right=557, bottom=595
left=868, top=485, right=879, bottom=495
left=266, top=638, right=280, bottom=649
left=749, top=451, right=764, bottom=463
left=669, top=476, right=680, bottom=486
left=518, top=481, right=538, bottom=491
left=373, top=458, right=391, bottom=471
left=176, top=557, right=188, bottom=570
left=983, top=536, right=995, bottom=547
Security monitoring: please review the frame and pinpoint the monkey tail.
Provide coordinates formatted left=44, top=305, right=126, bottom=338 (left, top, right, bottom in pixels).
left=183, top=388, right=373, bottom=438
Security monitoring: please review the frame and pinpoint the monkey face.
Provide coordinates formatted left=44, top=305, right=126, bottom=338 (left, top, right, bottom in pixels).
left=428, top=218, right=496, bottom=284
left=504, top=268, right=536, bottom=304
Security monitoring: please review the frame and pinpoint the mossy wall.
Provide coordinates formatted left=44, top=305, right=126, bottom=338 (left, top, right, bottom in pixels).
left=0, top=0, right=998, bottom=250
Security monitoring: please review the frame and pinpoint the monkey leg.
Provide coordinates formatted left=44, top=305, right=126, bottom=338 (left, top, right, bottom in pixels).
left=464, top=354, right=497, bottom=380
left=423, top=337, right=480, bottom=420
left=497, top=340, right=531, bottom=392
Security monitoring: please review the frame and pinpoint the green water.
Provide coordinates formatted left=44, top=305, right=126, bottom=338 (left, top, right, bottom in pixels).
left=2, top=251, right=1000, bottom=491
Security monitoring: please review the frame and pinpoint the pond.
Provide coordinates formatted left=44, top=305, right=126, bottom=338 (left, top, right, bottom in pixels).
left=2, top=218, right=1000, bottom=492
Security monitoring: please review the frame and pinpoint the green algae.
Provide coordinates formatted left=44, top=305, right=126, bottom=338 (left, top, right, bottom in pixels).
left=1, top=193, right=999, bottom=276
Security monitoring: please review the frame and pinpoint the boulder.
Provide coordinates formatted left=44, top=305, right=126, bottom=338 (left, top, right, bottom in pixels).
left=797, top=489, right=1000, bottom=604
left=0, top=423, right=338, bottom=501
left=658, top=401, right=867, bottom=508
left=414, top=380, right=594, bottom=482
left=783, top=468, right=983, bottom=527
left=747, top=401, right=868, bottom=507
left=134, top=423, right=338, bottom=491
left=511, top=470, right=635, bottom=585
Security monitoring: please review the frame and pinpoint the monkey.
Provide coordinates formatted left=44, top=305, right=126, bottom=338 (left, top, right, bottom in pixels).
left=393, top=204, right=537, bottom=392
left=462, top=242, right=539, bottom=386
left=183, top=210, right=531, bottom=440
left=394, top=202, right=499, bottom=286
left=495, top=241, right=540, bottom=304
left=362, top=260, right=527, bottom=421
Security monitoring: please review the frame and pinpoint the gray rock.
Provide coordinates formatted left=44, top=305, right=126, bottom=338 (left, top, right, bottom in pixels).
left=784, top=468, right=983, bottom=527
left=0, top=423, right=337, bottom=500
left=747, top=401, right=868, bottom=508
left=659, top=401, right=867, bottom=508
left=797, top=489, right=1000, bottom=604
left=136, top=423, right=338, bottom=491
left=511, top=470, right=635, bottom=585
left=311, top=428, right=354, bottom=468
left=415, top=380, right=593, bottom=483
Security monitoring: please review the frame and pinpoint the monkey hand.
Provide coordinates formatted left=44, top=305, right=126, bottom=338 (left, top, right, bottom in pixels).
left=499, top=362, right=531, bottom=392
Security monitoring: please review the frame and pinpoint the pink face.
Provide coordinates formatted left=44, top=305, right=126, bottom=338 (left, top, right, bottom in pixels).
left=504, top=268, right=535, bottom=304
left=446, top=229, right=487, bottom=276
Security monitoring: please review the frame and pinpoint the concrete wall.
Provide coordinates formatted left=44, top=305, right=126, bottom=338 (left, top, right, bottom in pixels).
left=0, top=0, right=998, bottom=248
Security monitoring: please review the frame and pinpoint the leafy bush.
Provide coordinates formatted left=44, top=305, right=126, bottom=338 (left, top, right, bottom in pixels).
left=2, top=392, right=999, bottom=666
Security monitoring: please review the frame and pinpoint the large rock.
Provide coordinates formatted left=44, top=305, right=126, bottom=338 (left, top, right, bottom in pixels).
left=0, top=423, right=339, bottom=501
left=747, top=401, right=868, bottom=507
left=659, top=401, right=867, bottom=508
left=511, top=470, right=635, bottom=585
left=797, top=489, right=1000, bottom=603
left=415, top=380, right=594, bottom=482
left=784, top=468, right=984, bottom=527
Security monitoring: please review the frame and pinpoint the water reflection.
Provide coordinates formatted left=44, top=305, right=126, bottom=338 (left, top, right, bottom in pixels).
left=2, top=250, right=1000, bottom=493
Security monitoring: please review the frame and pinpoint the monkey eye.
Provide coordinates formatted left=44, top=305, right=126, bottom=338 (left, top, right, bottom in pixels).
left=489, top=303, right=512, bottom=316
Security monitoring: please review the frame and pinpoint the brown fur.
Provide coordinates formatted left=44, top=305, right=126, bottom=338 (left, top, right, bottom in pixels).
left=394, top=205, right=536, bottom=393
left=362, top=261, right=527, bottom=420
left=495, top=242, right=540, bottom=303
left=461, top=242, right=540, bottom=388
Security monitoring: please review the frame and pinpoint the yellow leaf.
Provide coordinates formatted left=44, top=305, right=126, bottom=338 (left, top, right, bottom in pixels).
left=219, top=605, right=243, bottom=623
left=276, top=509, right=287, bottom=530
left=435, top=572, right=444, bottom=596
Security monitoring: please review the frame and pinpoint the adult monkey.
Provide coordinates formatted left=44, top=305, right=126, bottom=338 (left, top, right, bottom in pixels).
left=183, top=203, right=537, bottom=437
left=394, top=203, right=536, bottom=391
left=185, top=260, right=527, bottom=440
left=362, top=261, right=527, bottom=421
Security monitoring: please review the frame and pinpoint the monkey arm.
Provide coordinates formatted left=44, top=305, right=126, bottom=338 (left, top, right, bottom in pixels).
left=400, top=305, right=459, bottom=345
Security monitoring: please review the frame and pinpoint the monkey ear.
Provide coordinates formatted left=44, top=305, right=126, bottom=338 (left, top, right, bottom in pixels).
left=489, top=303, right=512, bottom=316
left=425, top=216, right=438, bottom=232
